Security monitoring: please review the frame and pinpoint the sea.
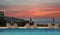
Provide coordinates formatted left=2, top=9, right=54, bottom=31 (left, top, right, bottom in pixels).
left=23, top=18, right=60, bottom=24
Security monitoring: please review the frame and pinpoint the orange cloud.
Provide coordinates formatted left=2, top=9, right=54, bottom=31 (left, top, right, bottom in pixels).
left=5, top=11, right=60, bottom=18
left=3, top=5, right=60, bottom=18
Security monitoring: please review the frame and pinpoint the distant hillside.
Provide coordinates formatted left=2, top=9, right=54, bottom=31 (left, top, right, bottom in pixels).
left=0, top=16, right=29, bottom=27
left=4, top=16, right=26, bottom=23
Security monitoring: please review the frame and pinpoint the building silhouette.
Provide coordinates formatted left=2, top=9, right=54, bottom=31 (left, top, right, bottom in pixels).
left=0, top=11, right=6, bottom=27
left=48, top=16, right=59, bottom=29
left=51, top=16, right=56, bottom=26
left=29, top=17, right=34, bottom=25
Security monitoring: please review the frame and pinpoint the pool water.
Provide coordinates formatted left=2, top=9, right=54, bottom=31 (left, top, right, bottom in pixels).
left=0, top=28, right=60, bottom=35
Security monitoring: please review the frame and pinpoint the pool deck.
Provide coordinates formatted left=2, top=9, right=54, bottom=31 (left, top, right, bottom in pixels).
left=0, top=27, right=49, bottom=29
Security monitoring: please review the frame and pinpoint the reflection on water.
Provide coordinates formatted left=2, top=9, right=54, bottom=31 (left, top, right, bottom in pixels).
left=0, top=28, right=60, bottom=35
left=0, top=28, right=60, bottom=32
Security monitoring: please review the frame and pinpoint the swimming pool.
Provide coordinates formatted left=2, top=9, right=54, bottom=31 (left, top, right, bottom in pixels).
left=0, top=28, right=60, bottom=35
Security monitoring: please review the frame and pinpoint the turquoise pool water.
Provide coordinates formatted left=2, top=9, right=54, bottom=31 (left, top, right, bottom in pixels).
left=0, top=28, right=60, bottom=35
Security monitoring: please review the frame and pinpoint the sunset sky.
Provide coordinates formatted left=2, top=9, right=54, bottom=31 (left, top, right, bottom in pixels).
left=0, top=0, right=60, bottom=18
